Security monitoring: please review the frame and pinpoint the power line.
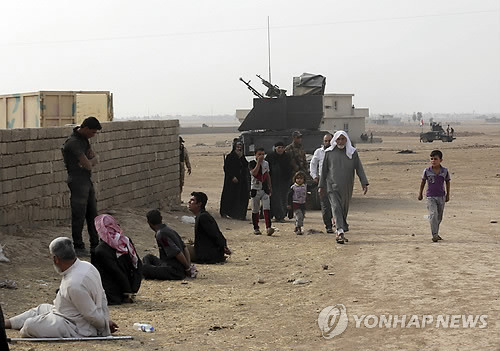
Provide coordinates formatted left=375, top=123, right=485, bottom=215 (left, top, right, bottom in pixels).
left=2, top=9, right=498, bottom=47
left=273, top=9, right=499, bottom=29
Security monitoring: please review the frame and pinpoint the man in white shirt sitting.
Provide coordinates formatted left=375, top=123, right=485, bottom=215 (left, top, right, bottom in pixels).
left=4, top=237, right=118, bottom=338
left=310, top=133, right=335, bottom=233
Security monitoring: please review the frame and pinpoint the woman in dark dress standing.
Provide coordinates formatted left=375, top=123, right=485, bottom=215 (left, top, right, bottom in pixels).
left=219, top=139, right=249, bottom=220
left=92, top=214, right=142, bottom=305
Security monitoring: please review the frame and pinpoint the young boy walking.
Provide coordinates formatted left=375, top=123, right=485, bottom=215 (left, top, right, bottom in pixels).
left=249, top=148, right=275, bottom=236
left=418, top=150, right=451, bottom=242
left=288, top=171, right=307, bottom=235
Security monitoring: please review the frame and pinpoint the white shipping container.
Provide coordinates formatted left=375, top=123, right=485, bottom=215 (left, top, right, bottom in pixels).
left=0, top=91, right=113, bottom=129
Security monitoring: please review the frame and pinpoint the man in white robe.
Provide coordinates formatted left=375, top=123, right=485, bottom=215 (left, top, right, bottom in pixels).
left=319, top=131, right=369, bottom=244
left=310, top=132, right=335, bottom=233
left=4, top=237, right=118, bottom=337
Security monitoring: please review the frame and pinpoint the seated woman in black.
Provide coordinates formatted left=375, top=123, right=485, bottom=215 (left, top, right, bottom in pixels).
left=92, top=214, right=142, bottom=305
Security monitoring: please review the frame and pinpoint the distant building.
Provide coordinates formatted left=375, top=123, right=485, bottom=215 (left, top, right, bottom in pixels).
left=321, top=93, right=368, bottom=141
left=236, top=109, right=251, bottom=124
left=368, top=114, right=402, bottom=126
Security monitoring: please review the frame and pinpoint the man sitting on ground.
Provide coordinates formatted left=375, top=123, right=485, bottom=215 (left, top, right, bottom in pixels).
left=4, top=237, right=117, bottom=338
left=142, top=209, right=196, bottom=280
left=188, top=191, right=231, bottom=263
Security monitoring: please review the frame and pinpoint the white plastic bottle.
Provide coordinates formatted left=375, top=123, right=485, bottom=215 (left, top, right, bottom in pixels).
left=133, top=322, right=154, bottom=332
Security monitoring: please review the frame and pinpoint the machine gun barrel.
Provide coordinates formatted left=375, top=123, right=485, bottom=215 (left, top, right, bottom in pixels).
left=256, top=74, right=277, bottom=89
left=239, top=77, right=264, bottom=99
left=256, top=74, right=286, bottom=98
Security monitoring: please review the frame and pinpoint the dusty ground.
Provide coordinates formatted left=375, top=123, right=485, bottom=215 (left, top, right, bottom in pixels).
left=1, top=121, right=499, bottom=350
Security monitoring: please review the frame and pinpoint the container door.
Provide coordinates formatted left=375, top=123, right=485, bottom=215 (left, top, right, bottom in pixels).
left=6, top=95, right=24, bottom=128
left=75, top=93, right=110, bottom=125
left=24, top=95, right=41, bottom=128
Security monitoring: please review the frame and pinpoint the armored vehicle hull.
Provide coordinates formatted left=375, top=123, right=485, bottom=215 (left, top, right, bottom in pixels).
left=419, top=131, right=455, bottom=142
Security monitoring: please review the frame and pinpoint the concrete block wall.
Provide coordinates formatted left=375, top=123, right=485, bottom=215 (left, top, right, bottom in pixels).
left=0, top=120, right=180, bottom=233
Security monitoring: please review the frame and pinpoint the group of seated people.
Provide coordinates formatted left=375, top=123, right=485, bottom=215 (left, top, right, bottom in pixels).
left=2, top=191, right=231, bottom=341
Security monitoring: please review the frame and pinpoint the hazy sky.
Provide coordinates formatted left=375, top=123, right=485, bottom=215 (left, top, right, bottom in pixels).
left=1, top=0, right=499, bottom=117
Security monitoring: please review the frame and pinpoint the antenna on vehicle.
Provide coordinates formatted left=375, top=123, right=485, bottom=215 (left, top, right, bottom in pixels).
left=267, top=16, right=272, bottom=84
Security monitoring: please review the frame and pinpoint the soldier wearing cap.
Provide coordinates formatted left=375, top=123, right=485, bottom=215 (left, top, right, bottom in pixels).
left=179, top=136, right=192, bottom=195
left=285, top=130, right=308, bottom=179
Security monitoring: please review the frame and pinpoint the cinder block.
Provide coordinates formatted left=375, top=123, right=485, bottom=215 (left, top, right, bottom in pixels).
left=53, top=171, right=66, bottom=183
left=52, top=149, right=63, bottom=161
left=17, top=164, right=37, bottom=178
left=101, top=121, right=119, bottom=132
left=28, top=128, right=39, bottom=140
left=1, top=167, right=17, bottom=180
left=2, top=180, right=13, bottom=193
left=25, top=187, right=42, bottom=201
left=0, top=130, right=13, bottom=142
left=1, top=155, right=15, bottom=168
left=41, top=184, right=52, bottom=197
left=35, top=162, right=45, bottom=174
left=6, top=141, right=26, bottom=154
left=45, top=127, right=65, bottom=139
left=37, top=139, right=56, bottom=151
left=6, top=191, right=19, bottom=205
left=25, top=140, right=38, bottom=152
left=11, top=128, right=31, bottom=141
left=29, top=174, right=47, bottom=187
left=37, top=128, right=48, bottom=139
left=0, top=142, right=7, bottom=154
left=12, top=178, right=23, bottom=191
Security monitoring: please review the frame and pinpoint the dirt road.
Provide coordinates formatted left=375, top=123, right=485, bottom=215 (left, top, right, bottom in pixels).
left=1, top=122, right=499, bottom=350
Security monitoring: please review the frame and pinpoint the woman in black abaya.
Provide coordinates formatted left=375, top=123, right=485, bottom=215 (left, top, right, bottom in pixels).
left=220, top=139, right=249, bottom=220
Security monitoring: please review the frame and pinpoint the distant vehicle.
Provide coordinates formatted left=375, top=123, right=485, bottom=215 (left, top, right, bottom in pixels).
left=420, top=122, right=455, bottom=143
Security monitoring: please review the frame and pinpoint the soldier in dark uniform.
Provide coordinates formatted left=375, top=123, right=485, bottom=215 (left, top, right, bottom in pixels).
left=62, top=117, right=102, bottom=257
left=179, top=136, right=192, bottom=195
left=284, top=130, right=308, bottom=181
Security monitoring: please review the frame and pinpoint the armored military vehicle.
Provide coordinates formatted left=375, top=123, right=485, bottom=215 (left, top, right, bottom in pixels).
left=419, top=122, right=456, bottom=143
left=238, top=73, right=330, bottom=209
left=238, top=73, right=329, bottom=155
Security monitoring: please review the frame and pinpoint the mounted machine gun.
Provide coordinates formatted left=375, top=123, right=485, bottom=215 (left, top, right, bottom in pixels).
left=256, top=74, right=287, bottom=98
left=239, top=77, right=264, bottom=99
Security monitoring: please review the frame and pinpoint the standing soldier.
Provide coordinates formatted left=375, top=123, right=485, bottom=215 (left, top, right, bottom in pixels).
left=285, top=130, right=308, bottom=180
left=179, top=136, right=192, bottom=195
left=62, top=116, right=101, bottom=257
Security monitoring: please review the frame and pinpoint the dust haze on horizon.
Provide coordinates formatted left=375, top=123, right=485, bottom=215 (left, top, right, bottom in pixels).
left=1, top=0, right=499, bottom=118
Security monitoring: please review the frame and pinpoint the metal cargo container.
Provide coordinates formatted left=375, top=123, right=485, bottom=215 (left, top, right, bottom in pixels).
left=0, top=91, right=113, bottom=129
